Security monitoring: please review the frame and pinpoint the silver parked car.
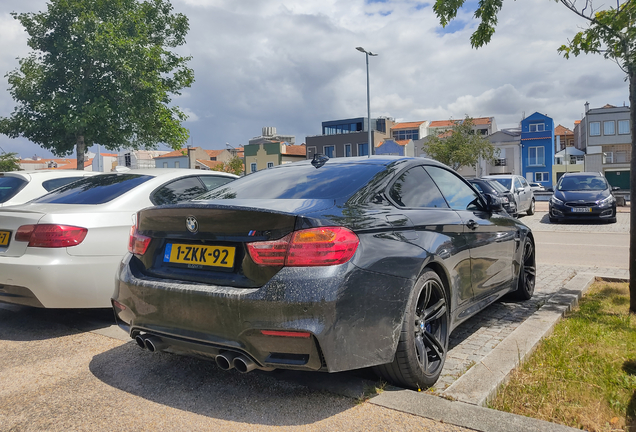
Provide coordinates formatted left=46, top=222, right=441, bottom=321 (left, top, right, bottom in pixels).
left=483, top=174, right=535, bottom=216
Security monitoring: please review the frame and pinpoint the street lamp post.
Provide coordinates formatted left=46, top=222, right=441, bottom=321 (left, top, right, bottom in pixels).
left=356, top=47, right=377, bottom=157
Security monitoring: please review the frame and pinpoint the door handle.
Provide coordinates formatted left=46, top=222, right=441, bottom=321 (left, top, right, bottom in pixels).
left=466, top=219, right=478, bottom=230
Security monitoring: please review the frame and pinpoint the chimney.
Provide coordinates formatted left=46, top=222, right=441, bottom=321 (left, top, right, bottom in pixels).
left=584, top=101, right=590, bottom=113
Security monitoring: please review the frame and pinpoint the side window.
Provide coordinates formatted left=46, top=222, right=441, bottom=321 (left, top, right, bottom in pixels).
left=388, top=166, right=448, bottom=208
left=519, top=177, right=529, bottom=187
left=425, top=166, right=482, bottom=211
left=151, top=176, right=207, bottom=205
left=42, top=177, right=83, bottom=192
left=514, top=178, right=522, bottom=190
left=199, top=175, right=235, bottom=191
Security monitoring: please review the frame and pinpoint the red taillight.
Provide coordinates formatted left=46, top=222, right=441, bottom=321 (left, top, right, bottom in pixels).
left=247, top=227, right=359, bottom=267
left=128, top=225, right=151, bottom=255
left=15, top=224, right=87, bottom=248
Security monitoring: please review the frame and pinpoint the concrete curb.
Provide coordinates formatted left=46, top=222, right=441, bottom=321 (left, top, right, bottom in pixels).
left=370, top=390, right=581, bottom=432
left=440, top=273, right=595, bottom=406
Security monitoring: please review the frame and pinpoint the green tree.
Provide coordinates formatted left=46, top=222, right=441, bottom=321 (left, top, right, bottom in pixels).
left=0, top=0, right=194, bottom=170
left=211, top=156, right=244, bottom=176
left=433, top=0, right=636, bottom=313
left=0, top=152, right=21, bottom=172
left=421, top=116, right=499, bottom=171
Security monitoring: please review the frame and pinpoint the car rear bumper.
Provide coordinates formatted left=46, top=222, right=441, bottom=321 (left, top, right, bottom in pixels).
left=0, top=250, right=122, bottom=308
left=113, top=253, right=413, bottom=373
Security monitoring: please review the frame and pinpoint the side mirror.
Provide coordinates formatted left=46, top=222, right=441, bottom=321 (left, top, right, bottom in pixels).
left=484, top=193, right=504, bottom=212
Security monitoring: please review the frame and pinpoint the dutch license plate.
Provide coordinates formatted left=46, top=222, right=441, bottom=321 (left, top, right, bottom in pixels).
left=0, top=230, right=10, bottom=246
left=163, top=243, right=235, bottom=268
left=571, top=207, right=592, bottom=213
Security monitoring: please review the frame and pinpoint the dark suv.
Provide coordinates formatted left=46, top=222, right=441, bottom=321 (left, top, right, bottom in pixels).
left=549, top=172, right=618, bottom=223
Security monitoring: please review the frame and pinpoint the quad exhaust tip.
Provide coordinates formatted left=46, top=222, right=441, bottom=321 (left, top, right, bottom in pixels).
left=134, top=334, right=167, bottom=353
left=215, top=352, right=239, bottom=371
left=233, top=355, right=257, bottom=373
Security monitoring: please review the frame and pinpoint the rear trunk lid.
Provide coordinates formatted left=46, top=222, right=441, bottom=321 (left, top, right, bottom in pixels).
left=134, top=199, right=335, bottom=288
left=0, top=207, right=47, bottom=257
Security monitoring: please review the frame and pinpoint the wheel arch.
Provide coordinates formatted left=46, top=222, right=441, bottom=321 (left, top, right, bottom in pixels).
left=421, top=260, right=453, bottom=315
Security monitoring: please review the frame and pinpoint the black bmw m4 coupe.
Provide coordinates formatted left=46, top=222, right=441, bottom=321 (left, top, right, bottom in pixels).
left=113, top=155, right=535, bottom=390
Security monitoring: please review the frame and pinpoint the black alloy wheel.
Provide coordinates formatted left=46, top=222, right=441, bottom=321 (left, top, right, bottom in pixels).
left=513, top=238, right=536, bottom=300
left=374, top=270, right=449, bottom=390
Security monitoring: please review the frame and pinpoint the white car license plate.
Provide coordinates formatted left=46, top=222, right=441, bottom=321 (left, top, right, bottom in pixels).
left=571, top=207, right=592, bottom=213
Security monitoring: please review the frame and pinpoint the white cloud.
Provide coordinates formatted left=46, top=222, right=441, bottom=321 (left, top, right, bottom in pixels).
left=0, top=0, right=628, bottom=158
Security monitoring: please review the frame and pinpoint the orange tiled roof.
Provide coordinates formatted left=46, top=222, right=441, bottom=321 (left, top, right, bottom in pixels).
left=429, top=117, right=492, bottom=127
left=282, top=145, right=306, bottom=156
left=205, top=149, right=224, bottom=158
left=555, top=125, right=573, bottom=136
left=54, top=158, right=93, bottom=170
left=395, top=140, right=410, bottom=146
left=197, top=160, right=224, bottom=169
left=392, top=121, right=425, bottom=130
left=154, top=148, right=188, bottom=158
left=429, top=120, right=457, bottom=128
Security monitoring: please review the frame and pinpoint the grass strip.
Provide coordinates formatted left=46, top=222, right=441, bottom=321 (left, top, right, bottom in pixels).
left=490, top=281, right=636, bottom=432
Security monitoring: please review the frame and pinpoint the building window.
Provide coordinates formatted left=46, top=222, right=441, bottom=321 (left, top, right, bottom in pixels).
left=174, top=161, right=180, bottom=168
left=267, top=162, right=274, bottom=168
left=358, top=143, right=369, bottom=156
left=604, top=121, right=615, bottom=135
left=590, top=122, right=601, bottom=136
left=603, top=152, right=613, bottom=164
left=392, top=129, right=419, bottom=141
left=124, top=153, right=132, bottom=167
left=616, top=151, right=628, bottom=163
left=345, top=144, right=351, bottom=157
left=251, top=163, right=257, bottom=173
left=323, top=146, right=335, bottom=158
left=618, top=120, right=630, bottom=135
left=529, top=123, right=545, bottom=132
left=163, top=162, right=168, bottom=168
left=535, top=172, right=549, bottom=182
left=528, top=147, right=545, bottom=166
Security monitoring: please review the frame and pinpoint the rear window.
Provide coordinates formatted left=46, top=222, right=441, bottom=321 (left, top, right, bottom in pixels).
left=490, top=177, right=512, bottom=190
left=196, top=163, right=385, bottom=200
left=33, top=174, right=153, bottom=204
left=487, top=180, right=508, bottom=194
left=42, top=177, right=85, bottom=192
left=0, top=176, right=27, bottom=203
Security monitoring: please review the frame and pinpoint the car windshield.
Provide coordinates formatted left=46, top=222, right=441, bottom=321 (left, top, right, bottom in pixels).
left=558, top=175, right=607, bottom=191
left=0, top=176, right=27, bottom=203
left=32, top=174, right=153, bottom=204
left=196, top=163, right=386, bottom=201
left=489, top=178, right=512, bottom=189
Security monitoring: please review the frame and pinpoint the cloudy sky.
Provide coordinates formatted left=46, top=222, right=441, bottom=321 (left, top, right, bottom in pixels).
left=0, top=0, right=629, bottom=159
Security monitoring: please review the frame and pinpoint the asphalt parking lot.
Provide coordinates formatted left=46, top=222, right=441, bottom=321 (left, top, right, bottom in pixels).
left=0, top=206, right=629, bottom=432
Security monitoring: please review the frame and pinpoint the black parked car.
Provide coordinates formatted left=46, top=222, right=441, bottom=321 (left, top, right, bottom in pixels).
left=113, top=156, right=536, bottom=390
left=549, top=172, right=618, bottom=223
left=467, top=178, right=518, bottom=217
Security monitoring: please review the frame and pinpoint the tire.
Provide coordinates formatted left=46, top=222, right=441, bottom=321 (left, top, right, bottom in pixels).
left=527, top=199, right=535, bottom=216
left=513, top=238, right=536, bottom=301
left=374, top=270, right=449, bottom=390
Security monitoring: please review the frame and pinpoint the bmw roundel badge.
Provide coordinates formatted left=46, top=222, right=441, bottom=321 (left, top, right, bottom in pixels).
left=186, top=216, right=198, bottom=233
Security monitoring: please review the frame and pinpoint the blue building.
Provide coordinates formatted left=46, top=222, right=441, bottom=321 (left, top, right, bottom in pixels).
left=520, top=113, right=555, bottom=188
